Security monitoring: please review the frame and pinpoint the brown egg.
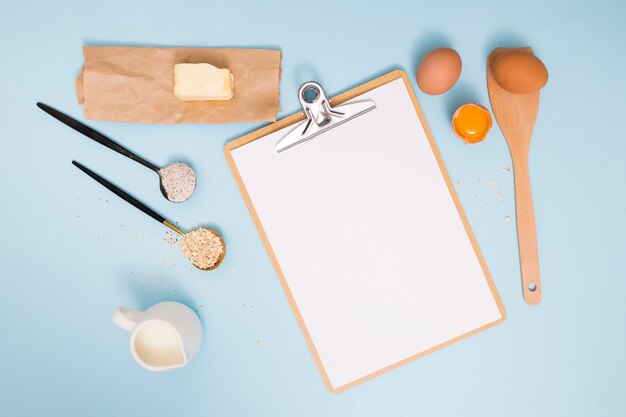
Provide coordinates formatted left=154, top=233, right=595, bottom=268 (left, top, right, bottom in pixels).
left=492, top=51, right=548, bottom=94
left=416, top=48, right=462, bottom=95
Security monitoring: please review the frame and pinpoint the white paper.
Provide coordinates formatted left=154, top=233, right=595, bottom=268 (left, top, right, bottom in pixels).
left=231, top=78, right=503, bottom=390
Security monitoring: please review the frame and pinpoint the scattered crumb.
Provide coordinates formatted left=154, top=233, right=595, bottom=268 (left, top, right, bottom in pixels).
left=485, top=180, right=496, bottom=188
left=505, top=216, right=511, bottom=223
left=456, top=181, right=460, bottom=185
left=256, top=339, right=262, bottom=345
left=496, top=191, right=504, bottom=203
left=480, top=200, right=486, bottom=206
left=197, top=305, right=204, bottom=311
left=229, top=266, right=236, bottom=273
left=501, top=167, right=511, bottom=173
left=163, top=230, right=179, bottom=246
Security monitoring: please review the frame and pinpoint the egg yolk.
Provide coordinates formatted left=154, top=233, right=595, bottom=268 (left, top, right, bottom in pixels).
left=452, top=103, right=493, bottom=144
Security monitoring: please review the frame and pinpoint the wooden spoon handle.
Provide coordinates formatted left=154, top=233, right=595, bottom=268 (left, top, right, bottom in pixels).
left=512, top=157, right=542, bottom=304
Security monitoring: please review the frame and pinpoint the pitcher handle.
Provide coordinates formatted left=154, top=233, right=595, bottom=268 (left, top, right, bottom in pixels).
left=112, top=307, right=143, bottom=331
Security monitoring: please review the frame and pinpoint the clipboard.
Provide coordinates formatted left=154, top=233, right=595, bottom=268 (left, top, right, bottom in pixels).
left=225, top=70, right=505, bottom=393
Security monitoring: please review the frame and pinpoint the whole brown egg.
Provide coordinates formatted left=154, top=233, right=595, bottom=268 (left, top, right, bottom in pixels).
left=492, top=51, right=548, bottom=94
left=416, top=48, right=462, bottom=95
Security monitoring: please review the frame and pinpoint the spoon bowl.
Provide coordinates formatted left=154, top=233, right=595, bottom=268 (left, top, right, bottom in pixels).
left=158, top=162, right=197, bottom=203
left=165, top=222, right=226, bottom=270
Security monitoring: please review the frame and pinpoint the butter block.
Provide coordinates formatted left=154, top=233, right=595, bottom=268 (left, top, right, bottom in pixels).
left=174, top=63, right=234, bottom=101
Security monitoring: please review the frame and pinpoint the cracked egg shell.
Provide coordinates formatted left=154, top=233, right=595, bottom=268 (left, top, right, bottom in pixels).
left=452, top=103, right=493, bottom=144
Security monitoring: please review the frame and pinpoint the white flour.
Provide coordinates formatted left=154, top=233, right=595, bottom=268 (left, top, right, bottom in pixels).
left=159, top=163, right=196, bottom=203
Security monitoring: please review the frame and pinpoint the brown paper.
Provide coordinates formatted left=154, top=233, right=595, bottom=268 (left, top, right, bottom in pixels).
left=76, top=47, right=281, bottom=124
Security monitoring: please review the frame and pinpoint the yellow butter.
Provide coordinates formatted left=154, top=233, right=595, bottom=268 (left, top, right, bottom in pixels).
left=174, top=63, right=234, bottom=101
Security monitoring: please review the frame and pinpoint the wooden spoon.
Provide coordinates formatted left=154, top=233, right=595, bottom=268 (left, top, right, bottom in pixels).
left=487, top=47, right=542, bottom=305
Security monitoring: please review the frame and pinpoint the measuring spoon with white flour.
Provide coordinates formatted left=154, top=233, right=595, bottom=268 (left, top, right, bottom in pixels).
left=37, top=103, right=196, bottom=203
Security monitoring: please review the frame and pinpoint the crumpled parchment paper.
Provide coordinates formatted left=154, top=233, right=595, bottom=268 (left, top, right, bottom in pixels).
left=76, top=46, right=281, bottom=124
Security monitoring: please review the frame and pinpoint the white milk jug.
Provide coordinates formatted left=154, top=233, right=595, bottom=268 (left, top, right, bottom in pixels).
left=112, top=301, right=203, bottom=371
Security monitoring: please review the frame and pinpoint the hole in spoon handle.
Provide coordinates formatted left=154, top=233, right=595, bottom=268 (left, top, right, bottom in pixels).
left=518, top=210, right=541, bottom=304
left=513, top=165, right=542, bottom=305
left=524, top=279, right=541, bottom=304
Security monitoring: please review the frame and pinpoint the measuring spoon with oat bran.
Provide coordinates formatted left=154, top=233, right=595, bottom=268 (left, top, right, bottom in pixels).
left=37, top=103, right=196, bottom=203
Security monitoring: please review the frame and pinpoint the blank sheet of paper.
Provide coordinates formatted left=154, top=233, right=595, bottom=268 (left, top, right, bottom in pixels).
left=229, top=76, right=504, bottom=392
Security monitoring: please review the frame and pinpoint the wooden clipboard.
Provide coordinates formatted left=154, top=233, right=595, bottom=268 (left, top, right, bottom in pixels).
left=225, top=70, right=505, bottom=393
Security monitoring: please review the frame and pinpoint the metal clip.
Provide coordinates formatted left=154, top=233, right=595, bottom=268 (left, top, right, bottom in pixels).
left=276, top=81, right=376, bottom=153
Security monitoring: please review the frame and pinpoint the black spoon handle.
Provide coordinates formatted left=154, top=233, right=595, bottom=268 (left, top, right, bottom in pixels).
left=72, top=161, right=166, bottom=225
left=37, top=103, right=160, bottom=173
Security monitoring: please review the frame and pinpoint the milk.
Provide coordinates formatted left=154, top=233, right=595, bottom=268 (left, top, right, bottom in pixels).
left=112, top=302, right=203, bottom=372
left=134, top=321, right=185, bottom=367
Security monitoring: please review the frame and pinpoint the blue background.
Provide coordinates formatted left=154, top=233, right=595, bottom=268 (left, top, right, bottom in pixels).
left=1, top=0, right=625, bottom=416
